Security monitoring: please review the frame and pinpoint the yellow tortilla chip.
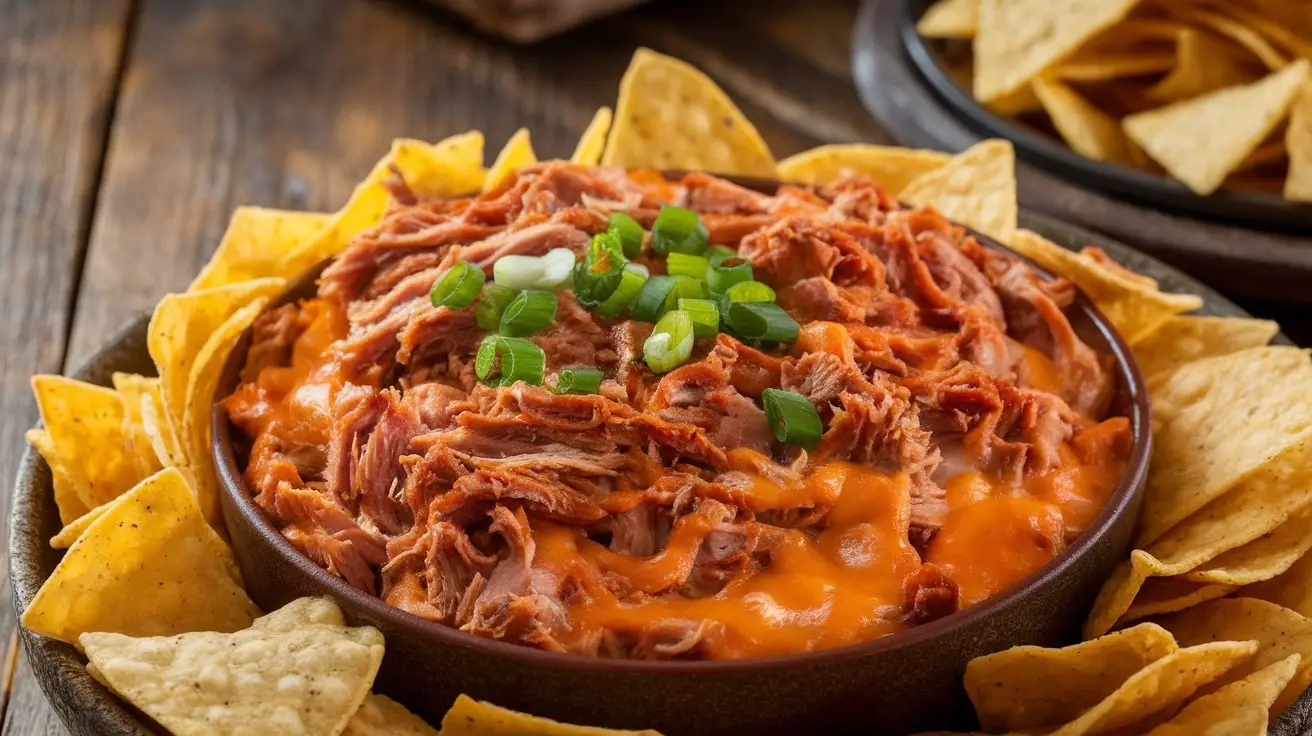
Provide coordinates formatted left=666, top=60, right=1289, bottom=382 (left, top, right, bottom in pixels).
left=1124, top=60, right=1309, bottom=196
left=1006, top=230, right=1201, bottom=345
left=30, top=375, right=141, bottom=513
left=1033, top=78, right=1131, bottom=163
left=1123, top=577, right=1238, bottom=621
left=1047, top=640, right=1257, bottom=736
left=916, top=0, right=977, bottom=40
left=1245, top=549, right=1312, bottom=619
left=972, top=0, right=1141, bottom=103
left=485, top=128, right=537, bottom=192
left=1148, top=29, right=1259, bottom=104
left=571, top=107, right=613, bottom=166
left=345, top=694, right=439, bottom=736
left=440, top=696, right=663, bottom=735
left=280, top=133, right=486, bottom=277
left=1132, top=315, right=1279, bottom=383
left=603, top=48, right=776, bottom=177
left=964, top=623, right=1177, bottom=732
left=1139, top=347, right=1312, bottom=545
left=1287, top=82, right=1312, bottom=202
left=1053, top=50, right=1175, bottom=83
left=777, top=144, right=949, bottom=191
left=25, top=427, right=88, bottom=525
left=50, top=500, right=110, bottom=550
left=140, top=377, right=187, bottom=473
left=898, top=140, right=1017, bottom=242
left=21, top=468, right=259, bottom=647
left=1185, top=507, right=1312, bottom=586
left=189, top=207, right=331, bottom=291
left=1145, top=654, right=1300, bottom=736
left=1156, top=598, right=1312, bottom=714
left=111, top=372, right=164, bottom=481
left=81, top=597, right=383, bottom=736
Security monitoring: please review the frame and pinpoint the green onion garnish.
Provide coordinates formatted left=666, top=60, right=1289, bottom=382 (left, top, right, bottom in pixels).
left=494, top=255, right=544, bottom=290
left=609, top=212, right=645, bottom=259
left=726, top=302, right=799, bottom=343
left=573, top=232, right=627, bottom=309
left=651, top=205, right=709, bottom=256
left=762, top=388, right=823, bottom=448
left=475, top=335, right=546, bottom=387
left=707, top=257, right=753, bottom=294
left=643, top=310, right=695, bottom=373
left=537, top=248, right=577, bottom=291
left=670, top=274, right=706, bottom=302
left=553, top=367, right=605, bottom=395
left=595, top=263, right=649, bottom=318
left=706, top=245, right=738, bottom=266
left=630, top=275, right=678, bottom=323
left=679, top=298, right=719, bottom=339
left=475, top=284, right=518, bottom=332
left=429, top=262, right=486, bottom=309
left=667, top=253, right=710, bottom=281
left=725, top=280, right=776, bottom=304
left=499, top=290, right=557, bottom=337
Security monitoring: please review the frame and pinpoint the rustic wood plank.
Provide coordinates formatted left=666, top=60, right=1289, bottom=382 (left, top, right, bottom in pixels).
left=0, top=0, right=135, bottom=733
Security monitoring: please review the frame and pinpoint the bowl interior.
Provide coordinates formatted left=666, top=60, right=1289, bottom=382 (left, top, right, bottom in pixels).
left=900, top=0, right=1312, bottom=235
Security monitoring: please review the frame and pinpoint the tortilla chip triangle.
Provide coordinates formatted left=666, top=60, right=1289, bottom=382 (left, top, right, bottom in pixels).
left=1124, top=60, right=1309, bottom=195
left=777, top=144, right=949, bottom=191
left=898, top=139, right=1017, bottom=242
left=25, top=427, right=88, bottom=525
left=1131, top=315, right=1278, bottom=383
left=30, top=375, right=141, bottom=514
left=485, top=128, right=537, bottom=191
left=571, top=107, right=613, bottom=166
left=21, top=468, right=259, bottom=647
left=1145, top=654, right=1300, bottom=736
left=1034, top=77, right=1131, bottom=163
left=1147, top=28, right=1259, bottom=104
left=189, top=207, right=332, bottom=292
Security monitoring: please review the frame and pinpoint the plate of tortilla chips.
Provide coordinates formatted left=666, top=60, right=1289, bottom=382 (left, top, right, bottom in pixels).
left=910, top=0, right=1312, bottom=231
left=11, top=46, right=1312, bottom=735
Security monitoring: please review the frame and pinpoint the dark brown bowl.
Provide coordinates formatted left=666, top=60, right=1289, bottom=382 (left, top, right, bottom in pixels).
left=211, top=186, right=1152, bottom=736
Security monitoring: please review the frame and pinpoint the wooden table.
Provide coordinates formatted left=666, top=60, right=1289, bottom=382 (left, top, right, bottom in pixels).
left=0, top=0, right=1306, bottom=731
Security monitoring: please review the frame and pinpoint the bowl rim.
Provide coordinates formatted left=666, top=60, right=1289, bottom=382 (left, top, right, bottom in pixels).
left=211, top=173, right=1152, bottom=675
left=898, top=0, right=1312, bottom=235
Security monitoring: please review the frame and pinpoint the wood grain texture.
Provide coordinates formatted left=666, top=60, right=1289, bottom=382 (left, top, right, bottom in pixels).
left=0, top=0, right=133, bottom=733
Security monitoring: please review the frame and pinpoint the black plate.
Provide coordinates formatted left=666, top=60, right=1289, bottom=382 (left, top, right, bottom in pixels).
left=901, top=0, right=1312, bottom=234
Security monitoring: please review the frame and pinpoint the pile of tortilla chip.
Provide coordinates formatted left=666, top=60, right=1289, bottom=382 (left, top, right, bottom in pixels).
left=918, top=0, right=1312, bottom=200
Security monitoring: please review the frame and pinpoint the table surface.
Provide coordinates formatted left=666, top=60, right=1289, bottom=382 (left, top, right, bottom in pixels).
left=0, top=0, right=1307, bottom=731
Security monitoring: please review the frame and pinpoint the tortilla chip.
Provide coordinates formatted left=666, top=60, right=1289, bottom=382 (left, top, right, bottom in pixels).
left=602, top=48, right=776, bottom=177
left=972, top=0, right=1141, bottom=103
left=776, top=144, right=949, bottom=191
left=30, top=375, right=141, bottom=513
left=50, top=500, right=110, bottom=550
left=440, top=695, right=663, bottom=735
left=1245, top=549, right=1312, bottom=619
left=1033, top=78, right=1131, bottom=163
left=345, top=694, right=439, bottom=736
left=1123, top=577, right=1238, bottom=621
left=916, top=0, right=977, bottom=40
left=1287, top=82, right=1312, bottom=202
left=1053, top=50, right=1175, bottom=83
left=1124, top=60, right=1309, bottom=195
left=571, top=107, right=613, bottom=166
left=1148, top=29, right=1260, bottom=104
left=140, top=377, right=187, bottom=473
left=1145, top=654, right=1299, bottom=736
left=898, top=140, right=1017, bottom=242
left=1006, top=230, right=1201, bottom=345
left=1176, top=8, right=1289, bottom=71
left=1185, top=507, right=1312, bottom=586
left=21, top=468, right=258, bottom=647
left=1138, top=347, right=1312, bottom=545
left=485, top=128, right=537, bottom=192
left=111, top=372, right=164, bottom=481
left=1046, top=640, right=1257, bottom=736
left=1156, top=598, right=1312, bottom=714
left=1132, top=315, right=1278, bottom=383
left=81, top=597, right=383, bottom=736
left=964, top=623, right=1177, bottom=732
left=280, top=133, right=485, bottom=277
left=25, top=427, right=89, bottom=526
left=189, top=207, right=332, bottom=291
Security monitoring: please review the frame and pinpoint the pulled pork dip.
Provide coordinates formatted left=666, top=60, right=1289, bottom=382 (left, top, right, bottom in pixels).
left=222, top=163, right=1131, bottom=660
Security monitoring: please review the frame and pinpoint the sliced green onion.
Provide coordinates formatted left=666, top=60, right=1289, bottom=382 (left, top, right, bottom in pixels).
left=475, top=335, right=546, bottom=387
left=667, top=253, right=710, bottom=281
left=725, top=280, right=776, bottom=304
left=573, top=232, right=626, bottom=309
left=706, top=245, right=738, bottom=266
left=538, top=248, right=576, bottom=291
left=670, top=274, right=706, bottom=301
left=679, top=298, right=719, bottom=339
left=430, top=262, right=485, bottom=309
left=726, top=302, right=799, bottom=343
left=494, top=255, right=545, bottom=290
left=553, top=367, right=605, bottom=395
left=595, top=264, right=649, bottom=318
left=707, top=257, right=754, bottom=294
left=475, top=284, right=518, bottom=332
left=762, top=388, right=823, bottom=449
left=651, top=205, right=709, bottom=256
left=630, top=275, right=678, bottom=323
left=609, top=212, right=645, bottom=258
left=643, top=310, right=695, bottom=373
left=499, top=290, right=557, bottom=337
